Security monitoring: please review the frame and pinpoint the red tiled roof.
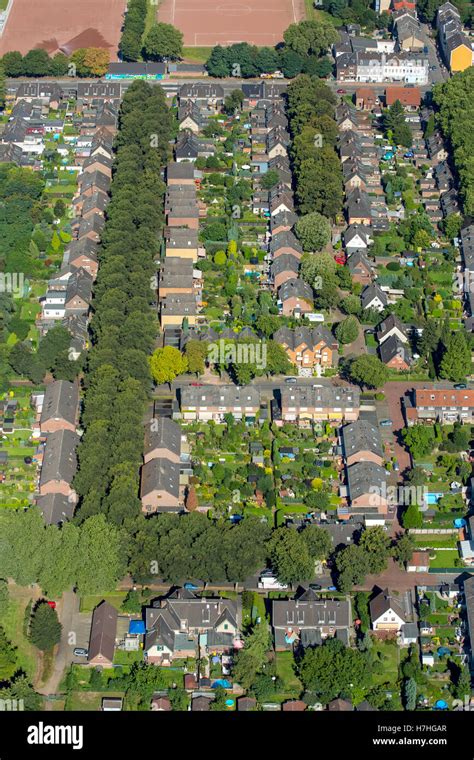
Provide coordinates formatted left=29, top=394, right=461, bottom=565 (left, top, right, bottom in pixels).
left=415, top=388, right=474, bottom=408
left=385, top=86, right=421, bottom=107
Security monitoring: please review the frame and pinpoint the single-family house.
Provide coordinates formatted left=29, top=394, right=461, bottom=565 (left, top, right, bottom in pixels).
left=370, top=589, right=406, bottom=632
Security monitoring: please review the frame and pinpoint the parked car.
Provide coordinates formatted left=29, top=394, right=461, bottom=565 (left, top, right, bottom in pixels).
left=309, top=583, right=322, bottom=591
left=393, top=461, right=400, bottom=472
left=380, top=419, right=392, bottom=427
left=285, top=377, right=297, bottom=384
left=73, top=648, right=88, bottom=657
left=454, top=383, right=467, bottom=389
left=46, top=601, right=56, bottom=609
left=336, top=88, right=346, bottom=93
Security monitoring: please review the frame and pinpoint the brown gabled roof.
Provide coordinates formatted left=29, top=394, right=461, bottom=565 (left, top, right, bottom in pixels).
left=88, top=601, right=118, bottom=663
left=282, top=700, right=307, bottom=711
left=237, top=696, right=257, bottom=711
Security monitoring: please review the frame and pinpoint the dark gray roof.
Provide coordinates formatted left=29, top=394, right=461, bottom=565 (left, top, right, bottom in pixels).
left=167, top=162, right=195, bottom=181
left=379, top=334, right=412, bottom=365
left=376, top=313, right=407, bottom=342
left=402, top=622, right=419, bottom=639
left=179, top=83, right=224, bottom=100
left=342, top=420, right=383, bottom=460
left=270, top=230, right=302, bottom=255
left=140, top=458, right=180, bottom=499
left=145, top=591, right=239, bottom=654
left=65, top=268, right=93, bottom=307
left=344, top=224, right=372, bottom=247
left=272, top=595, right=350, bottom=630
left=278, top=278, right=313, bottom=304
left=77, top=213, right=105, bottom=241
left=40, top=380, right=79, bottom=429
left=274, top=325, right=337, bottom=351
left=39, top=429, right=79, bottom=486
left=144, top=417, right=182, bottom=460
left=36, top=493, right=75, bottom=525
left=165, top=228, right=199, bottom=248
left=270, top=253, right=300, bottom=278
left=66, top=237, right=98, bottom=259
left=82, top=153, right=113, bottom=172
left=369, top=588, right=406, bottom=623
left=160, top=293, right=197, bottom=316
left=181, top=384, right=260, bottom=410
left=346, top=187, right=372, bottom=219
left=281, top=385, right=360, bottom=411
left=78, top=170, right=111, bottom=194
left=361, top=283, right=388, bottom=309
left=81, top=191, right=109, bottom=216
left=346, top=461, right=386, bottom=501
left=270, top=210, right=298, bottom=231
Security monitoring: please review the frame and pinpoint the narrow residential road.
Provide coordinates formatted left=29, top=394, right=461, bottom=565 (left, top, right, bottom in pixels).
left=37, top=590, right=78, bottom=696
left=355, top=558, right=461, bottom=593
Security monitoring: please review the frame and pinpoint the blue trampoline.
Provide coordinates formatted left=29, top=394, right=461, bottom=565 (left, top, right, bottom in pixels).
left=129, top=620, right=145, bottom=635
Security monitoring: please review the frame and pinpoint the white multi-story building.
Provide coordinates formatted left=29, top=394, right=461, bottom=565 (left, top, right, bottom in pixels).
left=338, top=51, right=429, bottom=83
left=357, top=52, right=429, bottom=83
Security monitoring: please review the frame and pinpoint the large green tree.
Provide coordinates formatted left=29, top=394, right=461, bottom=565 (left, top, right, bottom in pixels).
left=143, top=23, right=183, bottom=61
left=348, top=355, right=389, bottom=389
left=29, top=602, right=61, bottom=652
left=295, top=212, right=331, bottom=252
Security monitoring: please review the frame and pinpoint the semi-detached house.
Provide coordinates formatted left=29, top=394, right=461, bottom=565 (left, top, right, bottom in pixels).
left=279, top=385, right=360, bottom=423
left=144, top=588, right=240, bottom=665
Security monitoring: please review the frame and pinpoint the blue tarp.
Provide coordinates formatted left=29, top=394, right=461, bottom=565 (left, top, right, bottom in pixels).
left=129, top=620, right=145, bottom=635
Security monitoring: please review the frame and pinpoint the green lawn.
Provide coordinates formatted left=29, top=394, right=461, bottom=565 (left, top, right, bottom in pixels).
left=2, top=594, right=38, bottom=679
left=65, top=691, right=124, bottom=711
left=144, top=0, right=159, bottom=37
left=21, top=302, right=42, bottom=320
left=182, top=47, right=212, bottom=64
left=113, top=650, right=144, bottom=666
left=274, top=651, right=303, bottom=700
left=371, top=640, right=400, bottom=686
left=428, top=550, right=460, bottom=568
left=79, top=592, right=128, bottom=613
left=413, top=535, right=458, bottom=549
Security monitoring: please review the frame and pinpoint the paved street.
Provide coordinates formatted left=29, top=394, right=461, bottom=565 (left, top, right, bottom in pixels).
left=419, top=22, right=449, bottom=85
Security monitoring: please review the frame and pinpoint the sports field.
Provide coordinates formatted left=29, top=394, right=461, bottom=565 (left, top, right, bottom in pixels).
left=158, top=0, right=305, bottom=47
left=0, top=0, right=126, bottom=59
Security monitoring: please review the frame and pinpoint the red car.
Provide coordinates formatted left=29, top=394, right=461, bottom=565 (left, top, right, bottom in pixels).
left=190, top=382, right=203, bottom=387
left=337, top=88, right=347, bottom=94
left=334, top=254, right=346, bottom=266
left=46, top=601, right=56, bottom=609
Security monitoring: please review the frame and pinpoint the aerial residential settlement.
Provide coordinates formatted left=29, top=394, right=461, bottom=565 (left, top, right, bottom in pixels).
left=0, top=0, right=474, bottom=733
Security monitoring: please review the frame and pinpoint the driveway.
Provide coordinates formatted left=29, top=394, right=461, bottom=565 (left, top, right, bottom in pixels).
left=381, top=381, right=418, bottom=479
left=37, top=590, right=80, bottom=696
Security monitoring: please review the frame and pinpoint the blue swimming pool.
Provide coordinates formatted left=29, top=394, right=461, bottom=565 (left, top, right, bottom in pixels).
left=426, top=492, right=443, bottom=505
